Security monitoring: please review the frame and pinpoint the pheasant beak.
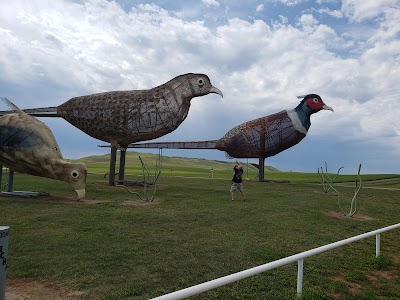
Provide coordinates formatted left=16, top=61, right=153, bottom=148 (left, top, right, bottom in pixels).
left=209, top=86, right=223, bottom=98
left=323, top=105, right=334, bottom=112
left=75, top=189, right=86, bottom=199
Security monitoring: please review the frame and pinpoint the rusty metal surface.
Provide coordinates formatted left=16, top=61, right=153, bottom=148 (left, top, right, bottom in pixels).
left=1, top=74, right=222, bottom=148
left=57, top=73, right=222, bottom=147
left=215, top=110, right=305, bottom=158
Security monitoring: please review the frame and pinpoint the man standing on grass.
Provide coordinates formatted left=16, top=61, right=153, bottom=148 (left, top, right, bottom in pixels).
left=230, top=161, right=245, bottom=201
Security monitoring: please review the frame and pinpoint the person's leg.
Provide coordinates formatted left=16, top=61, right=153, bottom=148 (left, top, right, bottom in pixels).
left=230, top=183, right=236, bottom=201
left=239, top=183, right=245, bottom=200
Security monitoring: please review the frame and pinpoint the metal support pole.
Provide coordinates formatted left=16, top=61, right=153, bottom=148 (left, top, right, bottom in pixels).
left=118, top=149, right=126, bottom=184
left=297, top=259, right=304, bottom=297
left=246, top=158, right=249, bottom=180
left=0, top=226, right=10, bottom=300
left=259, top=120, right=266, bottom=182
left=7, top=171, right=14, bottom=192
left=0, top=165, right=3, bottom=190
left=258, top=157, right=265, bottom=182
left=109, top=147, right=117, bottom=186
left=376, top=233, right=380, bottom=257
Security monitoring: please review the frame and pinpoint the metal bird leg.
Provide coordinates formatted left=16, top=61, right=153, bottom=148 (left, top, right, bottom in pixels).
left=109, top=147, right=118, bottom=186
left=0, top=165, right=49, bottom=197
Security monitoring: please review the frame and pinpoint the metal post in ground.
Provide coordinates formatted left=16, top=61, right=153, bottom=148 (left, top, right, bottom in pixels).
left=7, top=171, right=13, bottom=192
left=0, top=226, right=10, bottom=300
left=297, top=259, right=304, bottom=297
left=0, top=165, right=3, bottom=189
left=109, top=146, right=117, bottom=186
left=376, top=233, right=380, bottom=257
left=118, top=148, right=126, bottom=185
left=258, top=157, right=265, bottom=181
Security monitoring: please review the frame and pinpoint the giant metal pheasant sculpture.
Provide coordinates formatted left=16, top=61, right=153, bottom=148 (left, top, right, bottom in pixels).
left=215, top=94, right=333, bottom=158
left=126, top=94, right=333, bottom=180
left=0, top=97, right=87, bottom=198
left=0, top=73, right=223, bottom=148
left=0, top=73, right=222, bottom=185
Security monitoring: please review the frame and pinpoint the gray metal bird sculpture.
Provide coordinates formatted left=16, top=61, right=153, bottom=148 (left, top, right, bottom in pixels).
left=0, top=97, right=87, bottom=198
left=5, top=73, right=223, bottom=148
left=125, top=94, right=333, bottom=181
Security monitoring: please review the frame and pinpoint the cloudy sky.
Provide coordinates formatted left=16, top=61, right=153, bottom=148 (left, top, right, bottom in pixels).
left=1, top=0, right=399, bottom=174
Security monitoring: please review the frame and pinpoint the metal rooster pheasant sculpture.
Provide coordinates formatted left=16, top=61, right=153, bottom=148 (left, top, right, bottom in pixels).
left=128, top=94, right=333, bottom=181
left=0, top=73, right=223, bottom=185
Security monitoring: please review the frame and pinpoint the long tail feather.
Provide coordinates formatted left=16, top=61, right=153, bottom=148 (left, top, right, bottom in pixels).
left=0, top=105, right=60, bottom=117
left=0, top=97, right=22, bottom=112
left=22, top=107, right=59, bottom=117
left=99, top=140, right=219, bottom=149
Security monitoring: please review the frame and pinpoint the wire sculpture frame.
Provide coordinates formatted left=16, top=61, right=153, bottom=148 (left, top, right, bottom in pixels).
left=116, top=155, right=161, bottom=202
left=319, top=163, right=363, bottom=217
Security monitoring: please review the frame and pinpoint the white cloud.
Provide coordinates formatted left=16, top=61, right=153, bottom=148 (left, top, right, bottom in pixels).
left=297, top=14, right=319, bottom=27
left=276, top=0, right=301, bottom=7
left=256, top=4, right=264, bottom=12
left=0, top=0, right=399, bottom=172
left=316, top=8, right=344, bottom=18
left=341, top=0, right=399, bottom=22
left=202, top=0, right=220, bottom=8
left=316, top=0, right=337, bottom=4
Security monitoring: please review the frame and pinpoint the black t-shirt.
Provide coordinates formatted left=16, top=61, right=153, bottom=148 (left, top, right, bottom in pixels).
left=232, top=166, right=243, bottom=183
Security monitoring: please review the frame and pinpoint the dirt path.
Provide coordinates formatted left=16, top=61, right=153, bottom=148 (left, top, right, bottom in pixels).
left=6, top=278, right=86, bottom=300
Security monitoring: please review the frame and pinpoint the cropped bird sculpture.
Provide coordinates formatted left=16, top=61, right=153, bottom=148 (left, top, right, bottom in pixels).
left=126, top=94, right=333, bottom=181
left=0, top=97, right=87, bottom=198
left=6, top=73, right=223, bottom=148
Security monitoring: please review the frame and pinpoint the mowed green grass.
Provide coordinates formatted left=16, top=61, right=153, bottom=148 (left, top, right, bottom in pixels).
left=0, top=154, right=400, bottom=299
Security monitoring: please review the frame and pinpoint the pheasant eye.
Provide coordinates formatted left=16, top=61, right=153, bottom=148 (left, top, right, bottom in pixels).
left=71, top=170, right=80, bottom=178
left=313, top=98, right=319, bottom=103
left=197, top=78, right=204, bottom=86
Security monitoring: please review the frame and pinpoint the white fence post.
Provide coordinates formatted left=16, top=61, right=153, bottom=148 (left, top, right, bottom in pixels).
left=297, top=259, right=304, bottom=297
left=0, top=226, right=9, bottom=300
left=375, top=233, right=380, bottom=257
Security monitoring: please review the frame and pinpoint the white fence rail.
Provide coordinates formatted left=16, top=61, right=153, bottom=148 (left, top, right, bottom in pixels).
left=152, top=223, right=400, bottom=300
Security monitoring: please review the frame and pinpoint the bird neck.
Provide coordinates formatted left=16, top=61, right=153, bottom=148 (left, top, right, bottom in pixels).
left=294, top=103, right=312, bottom=130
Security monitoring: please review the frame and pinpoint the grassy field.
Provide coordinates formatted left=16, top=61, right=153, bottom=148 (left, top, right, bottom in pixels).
left=0, top=153, right=399, bottom=299
left=74, top=151, right=400, bottom=185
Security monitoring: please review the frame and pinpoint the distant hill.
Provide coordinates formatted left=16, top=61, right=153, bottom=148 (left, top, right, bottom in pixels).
left=70, top=151, right=280, bottom=176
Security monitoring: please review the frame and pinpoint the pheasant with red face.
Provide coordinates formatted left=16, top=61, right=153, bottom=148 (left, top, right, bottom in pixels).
left=215, top=94, right=334, bottom=158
